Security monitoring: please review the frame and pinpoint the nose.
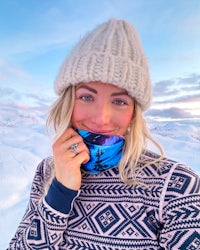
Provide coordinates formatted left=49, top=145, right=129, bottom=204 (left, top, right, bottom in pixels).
left=92, top=103, right=111, bottom=126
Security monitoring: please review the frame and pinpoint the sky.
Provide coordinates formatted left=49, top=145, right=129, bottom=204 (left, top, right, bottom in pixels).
left=0, top=2, right=200, bottom=247
left=0, top=0, right=200, bottom=120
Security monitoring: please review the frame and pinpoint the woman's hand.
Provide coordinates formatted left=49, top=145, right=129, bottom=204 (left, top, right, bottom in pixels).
left=52, top=128, right=90, bottom=190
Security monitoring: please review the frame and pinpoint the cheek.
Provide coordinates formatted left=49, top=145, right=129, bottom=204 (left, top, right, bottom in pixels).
left=118, top=113, right=132, bottom=127
left=120, top=107, right=133, bottom=122
left=116, top=108, right=134, bottom=133
left=71, top=103, right=88, bottom=125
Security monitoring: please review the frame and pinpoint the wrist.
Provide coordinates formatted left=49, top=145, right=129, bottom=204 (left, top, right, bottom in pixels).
left=45, top=177, right=79, bottom=214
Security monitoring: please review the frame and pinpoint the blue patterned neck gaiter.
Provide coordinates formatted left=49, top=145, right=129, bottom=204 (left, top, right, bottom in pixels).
left=76, top=129, right=125, bottom=174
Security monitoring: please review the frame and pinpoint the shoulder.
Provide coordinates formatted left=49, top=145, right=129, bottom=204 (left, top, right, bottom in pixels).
left=31, top=156, right=54, bottom=195
left=164, top=163, right=200, bottom=200
left=141, top=150, right=200, bottom=195
left=35, top=156, right=54, bottom=182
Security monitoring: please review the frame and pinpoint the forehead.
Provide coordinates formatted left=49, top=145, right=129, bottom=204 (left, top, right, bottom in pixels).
left=76, top=81, right=128, bottom=93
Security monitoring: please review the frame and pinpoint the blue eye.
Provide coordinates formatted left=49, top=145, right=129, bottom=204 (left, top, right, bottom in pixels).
left=113, top=99, right=127, bottom=106
left=79, top=95, right=94, bottom=101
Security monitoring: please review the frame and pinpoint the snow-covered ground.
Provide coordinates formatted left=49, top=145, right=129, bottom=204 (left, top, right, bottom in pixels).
left=0, top=104, right=199, bottom=249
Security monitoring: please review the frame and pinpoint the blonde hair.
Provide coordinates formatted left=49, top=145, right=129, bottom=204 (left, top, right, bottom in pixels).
left=119, top=104, right=164, bottom=185
left=47, top=86, right=76, bottom=141
left=47, top=85, right=164, bottom=185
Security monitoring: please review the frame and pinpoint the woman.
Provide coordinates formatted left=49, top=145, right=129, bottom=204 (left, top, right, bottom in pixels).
left=8, top=18, right=200, bottom=249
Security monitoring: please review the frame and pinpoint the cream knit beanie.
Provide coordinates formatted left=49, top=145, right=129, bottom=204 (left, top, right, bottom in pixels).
left=54, top=18, right=152, bottom=111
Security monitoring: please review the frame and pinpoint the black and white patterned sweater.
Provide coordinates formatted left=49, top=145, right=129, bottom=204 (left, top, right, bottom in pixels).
left=8, top=151, right=200, bottom=249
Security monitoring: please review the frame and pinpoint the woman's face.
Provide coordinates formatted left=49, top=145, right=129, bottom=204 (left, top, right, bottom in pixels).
left=72, top=81, right=134, bottom=136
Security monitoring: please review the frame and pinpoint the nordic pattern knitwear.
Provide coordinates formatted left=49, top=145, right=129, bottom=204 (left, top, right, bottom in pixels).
left=54, top=18, right=152, bottom=111
left=8, top=152, right=200, bottom=249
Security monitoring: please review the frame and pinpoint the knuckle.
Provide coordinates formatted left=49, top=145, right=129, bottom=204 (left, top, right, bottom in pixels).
left=52, top=143, right=60, bottom=153
left=52, top=142, right=58, bottom=152
left=82, top=150, right=90, bottom=160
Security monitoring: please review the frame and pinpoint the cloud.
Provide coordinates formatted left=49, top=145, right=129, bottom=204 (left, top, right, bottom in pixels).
left=176, top=74, right=200, bottom=91
left=154, top=93, right=200, bottom=105
left=151, top=74, right=200, bottom=119
left=0, top=87, right=22, bottom=102
left=153, top=74, right=200, bottom=101
left=153, top=80, right=178, bottom=96
left=174, top=95, right=200, bottom=105
left=177, top=95, right=200, bottom=103
left=0, top=60, right=29, bottom=81
left=146, top=107, right=194, bottom=119
left=26, top=93, right=55, bottom=106
left=0, top=85, right=55, bottom=109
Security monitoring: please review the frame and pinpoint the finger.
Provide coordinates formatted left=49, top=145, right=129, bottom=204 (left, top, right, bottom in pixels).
left=70, top=143, right=79, bottom=155
left=69, top=150, right=90, bottom=166
left=69, top=141, right=89, bottom=158
left=56, top=127, right=78, bottom=144
left=53, top=132, right=83, bottom=155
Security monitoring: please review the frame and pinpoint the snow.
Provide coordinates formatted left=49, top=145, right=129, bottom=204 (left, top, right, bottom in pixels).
left=0, top=104, right=199, bottom=249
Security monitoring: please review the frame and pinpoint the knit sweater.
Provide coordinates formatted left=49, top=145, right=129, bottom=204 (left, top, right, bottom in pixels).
left=8, top=151, right=200, bottom=249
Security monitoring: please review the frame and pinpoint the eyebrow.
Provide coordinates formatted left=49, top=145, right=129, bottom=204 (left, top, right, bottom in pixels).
left=76, top=85, right=130, bottom=97
left=76, top=85, right=97, bottom=94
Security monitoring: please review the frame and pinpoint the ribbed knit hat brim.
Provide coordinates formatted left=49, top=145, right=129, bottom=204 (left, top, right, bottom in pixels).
left=54, top=18, right=152, bottom=111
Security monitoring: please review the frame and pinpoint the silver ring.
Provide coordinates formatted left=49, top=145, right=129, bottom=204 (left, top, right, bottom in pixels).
left=70, top=143, right=79, bottom=155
